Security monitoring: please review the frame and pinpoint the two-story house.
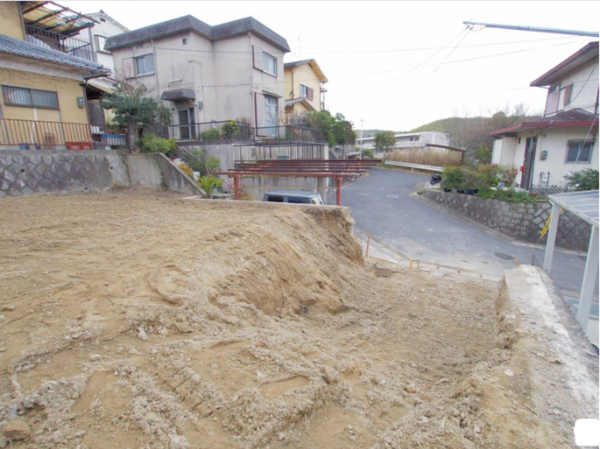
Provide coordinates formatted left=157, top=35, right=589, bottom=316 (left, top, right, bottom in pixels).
left=284, top=59, right=328, bottom=118
left=105, top=15, right=290, bottom=140
left=491, top=42, right=599, bottom=189
left=0, top=1, right=111, bottom=150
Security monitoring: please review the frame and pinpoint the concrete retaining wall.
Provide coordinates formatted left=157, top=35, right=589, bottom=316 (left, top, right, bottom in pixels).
left=0, top=150, right=129, bottom=198
left=126, top=153, right=204, bottom=196
left=423, top=190, right=591, bottom=251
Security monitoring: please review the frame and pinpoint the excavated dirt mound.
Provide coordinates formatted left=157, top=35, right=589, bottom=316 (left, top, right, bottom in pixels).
left=0, top=191, right=578, bottom=448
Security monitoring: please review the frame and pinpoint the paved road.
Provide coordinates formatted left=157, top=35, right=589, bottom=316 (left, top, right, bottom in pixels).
left=329, top=168, right=596, bottom=296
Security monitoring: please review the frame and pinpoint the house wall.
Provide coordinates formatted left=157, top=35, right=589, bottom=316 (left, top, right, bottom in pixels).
left=0, top=67, right=89, bottom=124
left=111, top=31, right=286, bottom=130
left=284, top=63, right=322, bottom=111
left=551, top=59, right=598, bottom=115
left=0, top=2, right=25, bottom=40
left=513, top=128, right=599, bottom=187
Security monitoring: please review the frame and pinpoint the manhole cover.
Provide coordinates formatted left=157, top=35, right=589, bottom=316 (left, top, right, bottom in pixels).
left=494, top=252, right=515, bottom=261
left=386, top=195, right=399, bottom=199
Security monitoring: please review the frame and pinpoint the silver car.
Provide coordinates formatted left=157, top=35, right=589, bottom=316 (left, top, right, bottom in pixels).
left=263, top=190, right=324, bottom=205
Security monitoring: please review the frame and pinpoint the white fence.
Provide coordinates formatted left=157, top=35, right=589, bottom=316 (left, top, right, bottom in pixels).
left=384, top=160, right=443, bottom=172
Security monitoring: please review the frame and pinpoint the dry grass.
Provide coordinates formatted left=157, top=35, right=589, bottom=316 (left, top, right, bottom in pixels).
left=385, top=148, right=462, bottom=167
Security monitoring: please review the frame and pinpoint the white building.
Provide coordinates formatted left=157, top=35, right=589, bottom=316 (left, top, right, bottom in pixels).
left=491, top=42, right=599, bottom=189
left=357, top=131, right=451, bottom=150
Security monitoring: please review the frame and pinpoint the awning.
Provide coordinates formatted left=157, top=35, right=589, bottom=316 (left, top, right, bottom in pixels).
left=21, top=1, right=98, bottom=37
left=160, top=89, right=195, bottom=102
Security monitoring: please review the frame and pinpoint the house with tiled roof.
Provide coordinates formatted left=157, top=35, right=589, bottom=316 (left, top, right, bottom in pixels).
left=491, top=42, right=599, bottom=190
left=105, top=15, right=290, bottom=140
left=0, top=1, right=114, bottom=150
left=284, top=59, right=328, bottom=117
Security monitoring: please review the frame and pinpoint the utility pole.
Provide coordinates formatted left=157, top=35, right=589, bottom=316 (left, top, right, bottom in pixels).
left=463, top=21, right=598, bottom=37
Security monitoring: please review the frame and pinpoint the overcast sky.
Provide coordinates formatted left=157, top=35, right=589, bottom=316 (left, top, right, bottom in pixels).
left=63, top=1, right=599, bottom=131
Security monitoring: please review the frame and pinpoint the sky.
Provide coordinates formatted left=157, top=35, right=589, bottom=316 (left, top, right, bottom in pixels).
left=63, top=1, right=599, bottom=132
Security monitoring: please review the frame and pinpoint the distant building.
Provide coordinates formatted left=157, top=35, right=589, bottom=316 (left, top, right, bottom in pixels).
left=357, top=131, right=451, bottom=150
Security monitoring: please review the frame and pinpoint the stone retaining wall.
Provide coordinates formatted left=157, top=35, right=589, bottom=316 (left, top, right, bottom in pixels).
left=422, top=189, right=591, bottom=251
left=0, top=150, right=129, bottom=198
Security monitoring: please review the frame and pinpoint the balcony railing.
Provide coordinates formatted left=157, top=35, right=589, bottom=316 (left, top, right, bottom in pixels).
left=167, top=120, right=252, bottom=142
left=0, top=119, right=126, bottom=150
left=25, top=25, right=94, bottom=62
left=254, top=125, right=327, bottom=143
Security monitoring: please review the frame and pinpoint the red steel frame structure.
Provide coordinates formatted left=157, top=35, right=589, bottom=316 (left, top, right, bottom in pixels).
left=215, top=159, right=381, bottom=206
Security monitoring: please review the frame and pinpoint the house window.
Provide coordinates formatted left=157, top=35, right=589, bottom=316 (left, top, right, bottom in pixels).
left=546, top=84, right=560, bottom=115
left=135, top=54, right=155, bottom=76
left=300, top=84, right=308, bottom=97
left=263, top=52, right=276, bottom=76
left=1, top=85, right=59, bottom=110
left=566, top=140, right=594, bottom=163
left=94, top=35, right=109, bottom=54
left=562, top=84, right=572, bottom=106
left=182, top=38, right=187, bottom=45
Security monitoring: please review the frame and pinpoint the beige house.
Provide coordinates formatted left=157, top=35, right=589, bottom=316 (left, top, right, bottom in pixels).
left=284, top=59, right=328, bottom=117
left=491, top=42, right=599, bottom=189
left=105, top=15, right=290, bottom=140
left=0, top=1, right=111, bottom=150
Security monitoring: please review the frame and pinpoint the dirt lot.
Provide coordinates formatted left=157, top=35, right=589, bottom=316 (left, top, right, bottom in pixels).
left=0, top=191, right=578, bottom=448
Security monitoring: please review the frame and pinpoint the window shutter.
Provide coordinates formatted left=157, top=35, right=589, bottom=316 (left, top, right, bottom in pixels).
left=123, top=58, right=135, bottom=78
left=253, top=46, right=263, bottom=71
left=307, top=87, right=314, bottom=101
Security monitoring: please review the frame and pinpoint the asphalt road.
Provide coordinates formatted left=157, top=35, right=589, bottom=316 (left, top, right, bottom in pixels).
left=329, top=168, right=596, bottom=296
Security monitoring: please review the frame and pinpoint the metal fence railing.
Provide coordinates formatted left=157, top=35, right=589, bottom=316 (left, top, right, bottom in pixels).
left=254, top=125, right=327, bottom=143
left=529, top=185, right=570, bottom=196
left=25, top=26, right=94, bottom=61
left=234, top=143, right=326, bottom=162
left=0, top=119, right=126, bottom=150
left=167, top=120, right=252, bottom=142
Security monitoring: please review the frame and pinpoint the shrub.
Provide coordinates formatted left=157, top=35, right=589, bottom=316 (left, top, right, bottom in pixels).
left=137, top=133, right=176, bottom=156
left=176, top=161, right=193, bottom=178
left=362, top=148, right=374, bottom=159
left=221, top=120, right=241, bottom=139
left=477, top=188, right=537, bottom=204
left=200, top=128, right=221, bottom=141
left=565, top=169, right=599, bottom=191
left=182, top=148, right=220, bottom=177
left=441, top=166, right=466, bottom=190
left=197, top=176, right=224, bottom=197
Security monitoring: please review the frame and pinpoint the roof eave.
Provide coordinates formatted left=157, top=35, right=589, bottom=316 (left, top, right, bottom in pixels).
left=490, top=119, right=599, bottom=136
left=530, top=42, right=599, bottom=87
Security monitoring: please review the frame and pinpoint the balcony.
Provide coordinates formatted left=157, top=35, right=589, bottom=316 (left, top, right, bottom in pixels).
left=0, top=119, right=126, bottom=150
left=25, top=26, right=94, bottom=61
left=254, top=125, right=327, bottom=143
left=167, top=120, right=253, bottom=143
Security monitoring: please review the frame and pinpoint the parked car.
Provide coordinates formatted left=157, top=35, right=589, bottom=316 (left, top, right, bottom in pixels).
left=263, top=190, right=324, bottom=205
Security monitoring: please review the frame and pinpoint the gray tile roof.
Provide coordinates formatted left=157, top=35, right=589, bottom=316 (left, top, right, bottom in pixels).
left=0, top=34, right=109, bottom=75
left=284, top=59, right=314, bottom=68
left=105, top=15, right=290, bottom=53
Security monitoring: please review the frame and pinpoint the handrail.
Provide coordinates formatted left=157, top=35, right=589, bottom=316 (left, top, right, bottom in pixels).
left=384, top=160, right=444, bottom=172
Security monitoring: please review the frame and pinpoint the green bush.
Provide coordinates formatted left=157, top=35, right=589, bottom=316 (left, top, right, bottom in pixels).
left=197, top=176, right=224, bottom=197
left=565, top=169, right=599, bottom=191
left=221, top=121, right=241, bottom=139
left=200, top=128, right=221, bottom=141
left=477, top=188, right=537, bottom=204
left=182, top=147, right=220, bottom=177
left=441, top=166, right=466, bottom=190
left=137, top=133, right=176, bottom=156
left=362, top=148, right=374, bottom=159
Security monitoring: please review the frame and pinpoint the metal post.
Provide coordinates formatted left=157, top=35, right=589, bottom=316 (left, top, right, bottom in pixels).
left=335, top=176, right=342, bottom=206
left=234, top=175, right=240, bottom=200
left=576, top=226, right=599, bottom=333
left=543, top=202, right=560, bottom=272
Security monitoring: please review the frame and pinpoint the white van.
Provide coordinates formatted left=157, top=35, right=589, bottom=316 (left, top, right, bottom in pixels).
left=263, top=190, right=324, bottom=205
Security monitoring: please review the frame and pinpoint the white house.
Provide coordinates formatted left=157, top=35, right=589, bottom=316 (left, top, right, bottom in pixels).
left=357, top=131, right=451, bottom=150
left=491, top=42, right=599, bottom=189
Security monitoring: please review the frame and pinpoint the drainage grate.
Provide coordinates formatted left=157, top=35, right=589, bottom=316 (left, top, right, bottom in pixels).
left=494, top=252, right=515, bottom=261
left=386, top=195, right=399, bottom=199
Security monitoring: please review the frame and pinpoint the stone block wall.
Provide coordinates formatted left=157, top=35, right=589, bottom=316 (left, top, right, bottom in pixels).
left=422, top=190, right=591, bottom=251
left=0, top=150, right=129, bottom=198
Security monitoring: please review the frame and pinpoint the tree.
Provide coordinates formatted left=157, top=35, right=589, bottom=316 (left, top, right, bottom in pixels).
left=565, top=169, right=599, bottom=191
left=101, top=81, right=171, bottom=148
left=374, top=131, right=396, bottom=152
left=300, top=110, right=355, bottom=146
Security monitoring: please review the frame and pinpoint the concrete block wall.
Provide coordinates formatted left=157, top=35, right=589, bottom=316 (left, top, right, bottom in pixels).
left=423, top=190, right=591, bottom=251
left=0, top=150, right=129, bottom=198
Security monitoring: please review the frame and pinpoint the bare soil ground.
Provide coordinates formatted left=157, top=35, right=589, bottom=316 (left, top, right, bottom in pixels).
left=0, top=191, right=576, bottom=448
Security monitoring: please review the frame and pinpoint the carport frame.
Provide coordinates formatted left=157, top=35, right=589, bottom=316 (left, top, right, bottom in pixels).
left=543, top=190, right=599, bottom=336
left=215, top=159, right=381, bottom=206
